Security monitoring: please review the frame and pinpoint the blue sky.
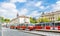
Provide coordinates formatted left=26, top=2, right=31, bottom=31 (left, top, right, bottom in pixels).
left=0, top=0, right=60, bottom=20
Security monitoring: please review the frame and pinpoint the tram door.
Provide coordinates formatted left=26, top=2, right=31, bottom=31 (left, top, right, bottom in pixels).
left=54, top=23, right=60, bottom=30
left=41, top=23, right=45, bottom=29
left=52, top=22, right=59, bottom=30
left=45, top=23, right=53, bottom=30
left=25, top=24, right=28, bottom=29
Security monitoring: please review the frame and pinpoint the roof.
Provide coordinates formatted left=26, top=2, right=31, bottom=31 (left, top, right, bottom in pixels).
left=41, top=11, right=60, bottom=16
left=10, top=15, right=30, bottom=22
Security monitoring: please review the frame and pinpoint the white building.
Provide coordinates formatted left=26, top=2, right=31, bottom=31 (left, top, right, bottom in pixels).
left=10, top=13, right=30, bottom=24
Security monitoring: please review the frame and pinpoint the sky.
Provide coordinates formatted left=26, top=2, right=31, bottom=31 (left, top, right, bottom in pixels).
left=0, top=0, right=60, bottom=20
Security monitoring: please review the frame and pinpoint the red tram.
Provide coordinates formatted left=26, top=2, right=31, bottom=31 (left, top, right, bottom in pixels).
left=35, top=22, right=60, bottom=30
left=10, top=21, right=60, bottom=31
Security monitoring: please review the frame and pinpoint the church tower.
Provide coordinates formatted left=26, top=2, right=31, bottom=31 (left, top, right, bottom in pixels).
left=17, top=12, right=19, bottom=18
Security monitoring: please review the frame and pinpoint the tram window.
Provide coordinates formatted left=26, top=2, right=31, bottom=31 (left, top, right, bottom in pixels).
left=51, top=23, right=55, bottom=26
left=55, top=23, right=58, bottom=26
left=50, top=23, right=53, bottom=26
left=46, top=23, right=49, bottom=26
left=43, top=24, right=45, bottom=26
left=55, top=23, right=60, bottom=26
left=28, top=24, right=35, bottom=26
left=39, top=24, right=41, bottom=26
left=35, top=24, right=41, bottom=26
left=25, top=24, right=28, bottom=27
left=58, top=23, right=60, bottom=26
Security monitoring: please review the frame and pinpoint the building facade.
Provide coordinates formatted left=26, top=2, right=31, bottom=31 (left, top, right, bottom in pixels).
left=10, top=13, right=30, bottom=24
left=41, top=11, right=60, bottom=22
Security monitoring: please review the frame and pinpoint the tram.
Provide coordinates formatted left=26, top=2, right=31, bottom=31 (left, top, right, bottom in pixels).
left=16, top=23, right=35, bottom=30
left=16, top=24, right=27, bottom=30
left=35, top=22, right=60, bottom=30
left=10, top=23, right=19, bottom=29
left=10, top=21, right=60, bottom=31
left=27, top=24, right=35, bottom=31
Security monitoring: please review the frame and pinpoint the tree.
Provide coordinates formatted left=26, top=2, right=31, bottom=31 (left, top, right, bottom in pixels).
left=36, top=18, right=41, bottom=23
left=37, top=17, right=50, bottom=23
left=57, top=17, right=60, bottom=21
left=30, top=17, right=37, bottom=24
left=4, top=18, right=10, bottom=23
left=0, top=17, right=4, bottom=23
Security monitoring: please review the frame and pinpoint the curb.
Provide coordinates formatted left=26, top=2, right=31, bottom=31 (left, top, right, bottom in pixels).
left=35, top=30, right=60, bottom=33
left=24, top=31, right=46, bottom=36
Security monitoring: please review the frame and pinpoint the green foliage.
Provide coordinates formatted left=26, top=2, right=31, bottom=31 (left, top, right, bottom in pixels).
left=41, top=17, right=50, bottom=22
left=30, top=17, right=37, bottom=24
left=4, top=19, right=10, bottom=23
left=0, top=17, right=4, bottom=23
left=37, top=17, right=50, bottom=23
left=0, top=16, right=10, bottom=23
left=57, top=17, right=60, bottom=21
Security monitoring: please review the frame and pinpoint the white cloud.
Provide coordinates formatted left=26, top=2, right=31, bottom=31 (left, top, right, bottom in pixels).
left=19, top=8, right=28, bottom=15
left=10, top=0, right=27, bottom=3
left=39, top=6, right=45, bottom=9
left=0, top=3, right=18, bottom=20
left=56, top=1, right=60, bottom=4
left=0, top=9, right=18, bottom=20
left=26, top=1, right=42, bottom=8
left=28, top=11, right=41, bottom=17
left=51, top=1, right=60, bottom=12
left=35, top=1, right=42, bottom=7
left=27, top=11, right=43, bottom=19
left=1, top=3, right=16, bottom=9
left=34, top=1, right=45, bottom=10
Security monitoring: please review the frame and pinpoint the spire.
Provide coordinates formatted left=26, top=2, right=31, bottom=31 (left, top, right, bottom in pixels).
left=17, top=12, right=19, bottom=18
left=42, top=12, right=44, bottom=15
left=41, top=12, right=44, bottom=17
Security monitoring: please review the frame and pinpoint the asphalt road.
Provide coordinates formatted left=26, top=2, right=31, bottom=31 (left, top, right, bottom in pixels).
left=2, top=27, right=41, bottom=36
left=0, top=24, right=2, bottom=36
left=0, top=31, right=2, bottom=36
left=2, top=27, right=60, bottom=36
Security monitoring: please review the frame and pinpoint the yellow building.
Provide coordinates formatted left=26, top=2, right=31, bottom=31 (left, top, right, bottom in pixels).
left=41, top=11, right=60, bottom=22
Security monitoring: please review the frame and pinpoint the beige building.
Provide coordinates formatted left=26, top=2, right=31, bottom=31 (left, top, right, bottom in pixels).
left=41, top=11, right=60, bottom=21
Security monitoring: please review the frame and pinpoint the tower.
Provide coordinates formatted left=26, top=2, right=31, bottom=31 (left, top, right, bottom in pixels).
left=17, top=12, right=19, bottom=18
left=17, top=12, right=20, bottom=24
left=42, top=12, right=44, bottom=15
